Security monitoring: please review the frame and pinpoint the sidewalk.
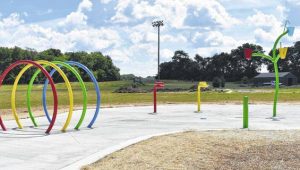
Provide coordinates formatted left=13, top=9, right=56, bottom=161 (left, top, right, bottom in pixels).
left=0, top=104, right=299, bottom=170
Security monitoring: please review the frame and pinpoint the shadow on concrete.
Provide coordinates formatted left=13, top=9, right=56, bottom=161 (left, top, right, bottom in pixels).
left=0, top=125, right=95, bottom=138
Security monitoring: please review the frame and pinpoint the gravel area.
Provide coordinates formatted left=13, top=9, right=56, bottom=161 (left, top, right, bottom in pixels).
left=82, top=130, right=300, bottom=170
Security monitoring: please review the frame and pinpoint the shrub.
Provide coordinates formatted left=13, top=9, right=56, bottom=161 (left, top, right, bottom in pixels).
left=241, top=76, right=249, bottom=84
left=212, top=77, right=221, bottom=88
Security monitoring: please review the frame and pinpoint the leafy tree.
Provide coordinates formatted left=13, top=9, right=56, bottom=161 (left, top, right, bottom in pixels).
left=159, top=43, right=265, bottom=82
left=266, top=41, right=300, bottom=82
left=0, top=47, right=121, bottom=84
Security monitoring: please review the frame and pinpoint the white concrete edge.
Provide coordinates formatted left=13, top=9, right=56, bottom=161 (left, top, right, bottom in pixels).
left=60, top=130, right=187, bottom=170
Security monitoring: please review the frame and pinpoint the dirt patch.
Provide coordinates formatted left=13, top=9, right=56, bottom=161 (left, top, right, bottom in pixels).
left=82, top=130, right=300, bottom=170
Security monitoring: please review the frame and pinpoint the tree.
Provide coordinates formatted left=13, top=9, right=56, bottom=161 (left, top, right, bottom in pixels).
left=0, top=47, right=121, bottom=84
left=266, top=41, right=300, bottom=82
left=159, top=44, right=265, bottom=82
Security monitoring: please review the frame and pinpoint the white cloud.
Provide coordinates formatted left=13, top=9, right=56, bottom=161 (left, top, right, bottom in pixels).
left=246, top=10, right=285, bottom=44
left=161, top=49, right=173, bottom=60
left=145, top=32, right=156, bottom=42
left=192, top=32, right=203, bottom=43
left=0, top=0, right=298, bottom=77
left=112, top=0, right=240, bottom=29
left=287, top=0, right=300, bottom=5
left=161, top=34, right=187, bottom=43
left=0, top=0, right=121, bottom=53
left=117, top=59, right=157, bottom=76
left=0, top=13, right=24, bottom=28
left=219, top=0, right=278, bottom=9
left=100, top=0, right=112, bottom=4
left=59, top=0, right=93, bottom=27
left=196, top=46, right=232, bottom=57
left=253, top=28, right=276, bottom=43
left=62, top=11, right=88, bottom=26
left=67, top=28, right=121, bottom=50
left=132, top=0, right=187, bottom=29
left=103, top=0, right=242, bottom=76
left=23, top=12, right=28, bottom=17
left=111, top=0, right=134, bottom=23
left=204, top=31, right=239, bottom=47
left=106, top=49, right=129, bottom=62
left=129, top=31, right=144, bottom=44
left=193, top=0, right=240, bottom=28
left=276, top=5, right=287, bottom=20
left=247, top=10, right=281, bottom=27
left=78, top=0, right=93, bottom=12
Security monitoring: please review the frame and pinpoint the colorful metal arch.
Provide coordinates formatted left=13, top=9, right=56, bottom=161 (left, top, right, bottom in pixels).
left=42, top=61, right=101, bottom=128
left=11, top=60, right=74, bottom=132
left=0, top=60, right=58, bottom=133
left=27, top=61, right=88, bottom=130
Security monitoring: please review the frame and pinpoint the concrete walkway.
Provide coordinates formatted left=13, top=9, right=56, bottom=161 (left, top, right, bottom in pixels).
left=0, top=104, right=300, bottom=170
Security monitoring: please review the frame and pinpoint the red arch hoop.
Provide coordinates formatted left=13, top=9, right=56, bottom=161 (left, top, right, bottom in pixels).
left=0, top=60, right=58, bottom=134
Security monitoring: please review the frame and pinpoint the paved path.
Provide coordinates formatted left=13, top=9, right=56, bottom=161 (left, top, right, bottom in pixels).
left=0, top=104, right=300, bottom=170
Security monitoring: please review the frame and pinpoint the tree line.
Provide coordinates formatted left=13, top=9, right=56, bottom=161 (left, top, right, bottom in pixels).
left=159, top=42, right=300, bottom=82
left=0, top=47, right=120, bottom=84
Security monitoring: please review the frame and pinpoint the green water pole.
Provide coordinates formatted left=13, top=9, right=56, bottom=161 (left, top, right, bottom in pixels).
left=271, top=31, right=288, bottom=117
left=273, top=62, right=280, bottom=117
left=243, top=96, right=249, bottom=128
left=250, top=30, right=288, bottom=117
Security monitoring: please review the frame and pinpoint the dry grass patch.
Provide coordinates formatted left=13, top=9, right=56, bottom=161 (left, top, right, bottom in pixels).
left=82, top=130, right=300, bottom=170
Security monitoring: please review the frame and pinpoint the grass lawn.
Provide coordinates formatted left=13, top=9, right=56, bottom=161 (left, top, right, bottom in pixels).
left=82, top=130, right=300, bottom=170
left=1, top=80, right=300, bottom=117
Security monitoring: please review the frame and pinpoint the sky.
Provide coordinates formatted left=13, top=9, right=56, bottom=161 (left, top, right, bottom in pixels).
left=0, top=0, right=300, bottom=77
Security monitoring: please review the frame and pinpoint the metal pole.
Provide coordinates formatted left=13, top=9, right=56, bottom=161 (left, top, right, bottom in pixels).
left=271, top=31, right=288, bottom=117
left=273, top=62, right=279, bottom=117
left=158, top=26, right=160, bottom=81
left=152, top=20, right=163, bottom=81
left=243, top=96, right=249, bottom=128
left=153, top=86, right=157, bottom=113
left=197, top=85, right=201, bottom=112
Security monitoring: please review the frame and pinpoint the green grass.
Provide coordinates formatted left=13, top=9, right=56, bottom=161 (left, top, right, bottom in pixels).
left=1, top=80, right=300, bottom=112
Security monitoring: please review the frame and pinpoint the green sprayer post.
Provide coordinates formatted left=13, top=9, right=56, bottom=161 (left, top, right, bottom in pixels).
left=245, top=25, right=294, bottom=118
left=243, top=96, right=249, bottom=128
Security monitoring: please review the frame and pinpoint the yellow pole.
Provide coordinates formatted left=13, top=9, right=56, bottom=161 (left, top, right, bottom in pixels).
left=197, top=82, right=208, bottom=112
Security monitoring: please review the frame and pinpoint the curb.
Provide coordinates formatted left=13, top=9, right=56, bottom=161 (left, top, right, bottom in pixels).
left=60, top=130, right=186, bottom=170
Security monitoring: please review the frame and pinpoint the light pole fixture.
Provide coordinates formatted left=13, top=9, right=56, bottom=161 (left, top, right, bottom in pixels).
left=152, top=20, right=164, bottom=81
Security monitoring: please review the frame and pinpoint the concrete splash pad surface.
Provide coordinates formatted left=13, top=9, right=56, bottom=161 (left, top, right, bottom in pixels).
left=0, top=104, right=299, bottom=170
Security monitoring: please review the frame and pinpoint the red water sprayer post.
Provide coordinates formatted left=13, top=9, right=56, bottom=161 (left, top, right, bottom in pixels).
left=153, top=81, right=164, bottom=113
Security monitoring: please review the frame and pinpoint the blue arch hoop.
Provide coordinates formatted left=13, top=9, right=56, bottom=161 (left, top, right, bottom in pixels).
left=42, top=61, right=101, bottom=128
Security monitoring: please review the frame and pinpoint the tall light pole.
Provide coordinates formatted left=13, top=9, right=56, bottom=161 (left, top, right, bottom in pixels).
left=152, top=20, right=164, bottom=81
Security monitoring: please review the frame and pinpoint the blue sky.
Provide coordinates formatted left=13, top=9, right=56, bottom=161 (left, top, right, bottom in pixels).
left=0, top=0, right=299, bottom=76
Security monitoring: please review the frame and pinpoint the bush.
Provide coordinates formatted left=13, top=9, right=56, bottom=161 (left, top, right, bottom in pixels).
left=114, top=86, right=147, bottom=93
left=241, top=76, right=249, bottom=84
left=212, top=77, right=221, bottom=88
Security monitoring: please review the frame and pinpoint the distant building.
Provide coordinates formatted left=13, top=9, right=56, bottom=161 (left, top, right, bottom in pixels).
left=253, top=72, right=297, bottom=86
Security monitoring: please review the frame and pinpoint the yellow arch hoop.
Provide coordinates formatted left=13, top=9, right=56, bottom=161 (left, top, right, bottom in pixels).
left=11, top=60, right=74, bottom=131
